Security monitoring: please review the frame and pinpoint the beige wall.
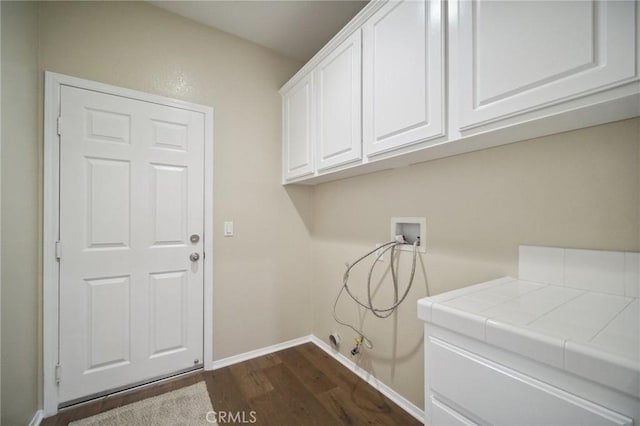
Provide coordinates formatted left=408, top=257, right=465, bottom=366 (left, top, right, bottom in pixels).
left=1, top=2, right=40, bottom=424
left=38, top=0, right=313, bottom=355
left=2, top=1, right=312, bottom=422
left=311, top=118, right=640, bottom=408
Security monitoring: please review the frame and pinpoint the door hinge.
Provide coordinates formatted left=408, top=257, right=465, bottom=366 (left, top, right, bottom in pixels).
left=57, top=116, right=62, bottom=136
left=55, top=241, right=61, bottom=260
left=55, top=364, right=62, bottom=384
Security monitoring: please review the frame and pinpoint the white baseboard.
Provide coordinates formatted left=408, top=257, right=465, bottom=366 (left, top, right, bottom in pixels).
left=29, top=409, right=44, bottom=426
left=309, top=335, right=425, bottom=424
left=210, top=335, right=313, bottom=370
left=209, top=333, right=424, bottom=423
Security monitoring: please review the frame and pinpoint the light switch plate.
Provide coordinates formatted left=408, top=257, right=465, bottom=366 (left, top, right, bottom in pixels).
left=224, top=221, right=234, bottom=237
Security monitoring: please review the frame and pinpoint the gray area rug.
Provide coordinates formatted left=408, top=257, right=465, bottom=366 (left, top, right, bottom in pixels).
left=70, top=382, right=216, bottom=426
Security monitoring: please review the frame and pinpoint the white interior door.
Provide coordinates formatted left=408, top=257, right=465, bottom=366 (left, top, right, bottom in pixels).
left=58, top=85, right=205, bottom=404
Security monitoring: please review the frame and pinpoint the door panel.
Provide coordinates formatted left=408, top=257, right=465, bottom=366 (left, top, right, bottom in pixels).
left=363, top=0, right=444, bottom=156
left=84, top=275, right=131, bottom=372
left=151, top=164, right=187, bottom=245
left=85, top=157, right=131, bottom=248
left=283, top=74, right=314, bottom=180
left=457, top=0, right=638, bottom=130
left=149, top=270, right=189, bottom=357
left=59, top=85, right=204, bottom=404
left=86, top=108, right=131, bottom=144
left=315, top=30, right=362, bottom=171
left=151, top=119, right=188, bottom=151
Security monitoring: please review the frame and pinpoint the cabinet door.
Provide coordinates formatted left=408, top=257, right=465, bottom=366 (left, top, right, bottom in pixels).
left=282, top=73, right=314, bottom=181
left=457, top=0, right=638, bottom=131
left=363, top=0, right=444, bottom=157
left=315, top=30, right=362, bottom=172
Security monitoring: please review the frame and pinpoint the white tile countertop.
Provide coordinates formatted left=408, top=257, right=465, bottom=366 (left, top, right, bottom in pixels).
left=418, top=246, right=640, bottom=398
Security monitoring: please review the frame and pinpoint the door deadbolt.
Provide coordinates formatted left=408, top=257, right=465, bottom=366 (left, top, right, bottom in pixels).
left=190, top=252, right=200, bottom=262
left=190, top=234, right=200, bottom=243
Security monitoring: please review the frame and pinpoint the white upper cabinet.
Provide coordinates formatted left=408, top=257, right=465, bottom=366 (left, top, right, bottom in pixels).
left=363, top=0, right=444, bottom=156
left=280, top=0, right=639, bottom=184
left=282, top=73, right=314, bottom=180
left=315, top=30, right=363, bottom=172
left=456, top=0, right=639, bottom=131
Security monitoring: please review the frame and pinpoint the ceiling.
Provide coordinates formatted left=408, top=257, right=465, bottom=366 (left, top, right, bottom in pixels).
left=148, top=1, right=368, bottom=62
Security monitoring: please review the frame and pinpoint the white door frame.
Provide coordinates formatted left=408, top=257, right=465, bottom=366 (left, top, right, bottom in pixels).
left=43, top=71, right=214, bottom=416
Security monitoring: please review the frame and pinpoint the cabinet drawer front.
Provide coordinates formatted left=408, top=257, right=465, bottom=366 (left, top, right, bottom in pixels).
left=431, top=397, right=478, bottom=426
left=457, top=0, right=638, bottom=131
left=429, top=337, right=632, bottom=426
left=363, top=0, right=445, bottom=156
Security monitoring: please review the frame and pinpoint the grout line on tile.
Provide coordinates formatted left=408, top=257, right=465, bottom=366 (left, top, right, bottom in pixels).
left=431, top=277, right=513, bottom=303
left=587, top=297, right=636, bottom=343
left=561, top=248, right=566, bottom=287
left=476, top=283, right=550, bottom=316
left=623, top=252, right=639, bottom=298
left=626, top=253, right=634, bottom=298
left=524, top=289, right=586, bottom=326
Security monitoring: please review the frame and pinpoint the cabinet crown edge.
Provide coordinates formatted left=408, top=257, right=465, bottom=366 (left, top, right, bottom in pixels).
left=279, top=0, right=387, bottom=95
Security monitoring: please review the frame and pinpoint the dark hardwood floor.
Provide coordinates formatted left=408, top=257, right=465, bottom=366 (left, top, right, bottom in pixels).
left=43, top=342, right=421, bottom=425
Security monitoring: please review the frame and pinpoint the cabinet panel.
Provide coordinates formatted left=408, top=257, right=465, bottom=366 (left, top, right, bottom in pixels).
left=283, top=74, right=314, bottom=180
left=280, top=0, right=638, bottom=184
left=315, top=31, right=362, bottom=172
left=457, top=0, right=638, bottom=131
left=429, top=337, right=632, bottom=426
left=431, top=397, right=478, bottom=426
left=363, top=0, right=444, bottom=156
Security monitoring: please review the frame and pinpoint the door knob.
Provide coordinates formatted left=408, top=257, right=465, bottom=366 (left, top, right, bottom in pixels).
left=190, top=252, right=200, bottom=262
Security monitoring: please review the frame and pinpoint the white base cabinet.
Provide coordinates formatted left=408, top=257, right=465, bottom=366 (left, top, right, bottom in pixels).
left=424, top=327, right=637, bottom=426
